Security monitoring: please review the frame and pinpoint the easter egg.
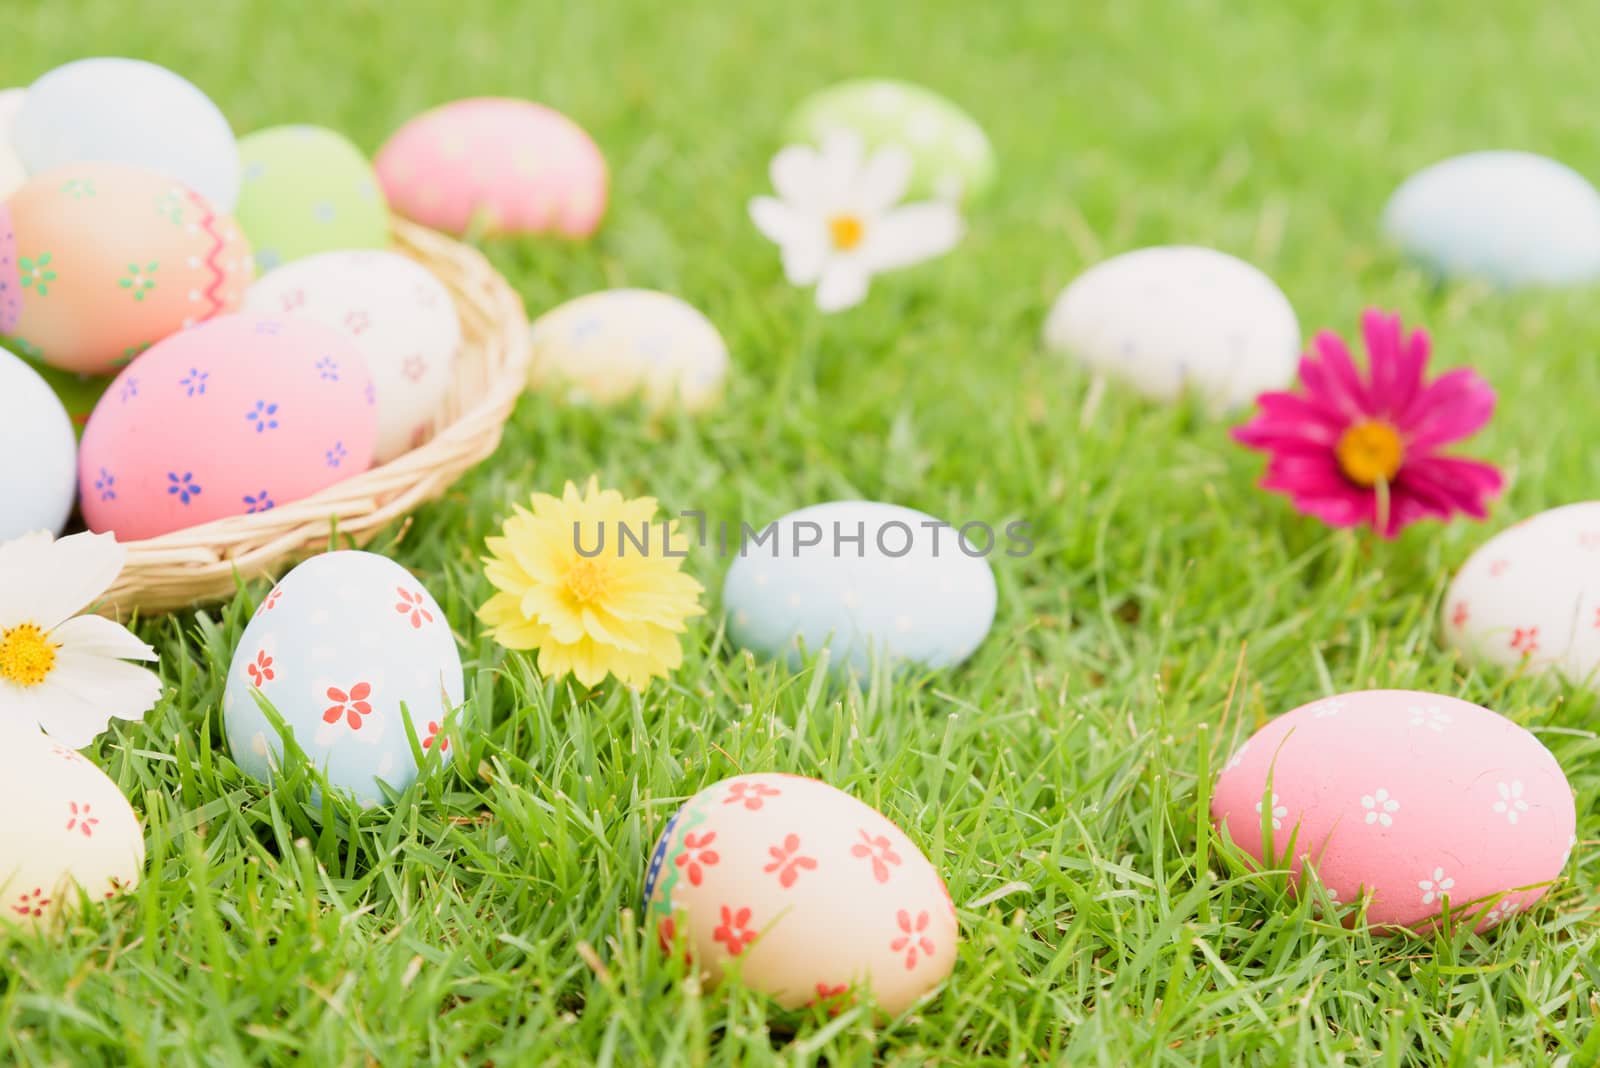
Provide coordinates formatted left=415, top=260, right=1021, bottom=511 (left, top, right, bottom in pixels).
left=1212, top=690, right=1576, bottom=932
left=0, top=344, right=76, bottom=539
left=529, top=289, right=729, bottom=413
left=13, top=57, right=241, bottom=211
left=0, top=722, right=144, bottom=929
left=722, top=501, right=998, bottom=676
left=79, top=313, right=376, bottom=540
left=1382, top=152, right=1600, bottom=288
left=244, top=250, right=461, bottom=462
left=1442, top=502, right=1600, bottom=691
left=221, top=551, right=465, bottom=806
left=644, top=773, right=957, bottom=1014
left=0, top=162, right=254, bottom=375
left=787, top=79, right=994, bottom=202
left=1042, top=246, right=1300, bottom=413
left=236, top=125, right=389, bottom=272
left=374, top=97, right=607, bottom=238
left=0, top=88, right=25, bottom=200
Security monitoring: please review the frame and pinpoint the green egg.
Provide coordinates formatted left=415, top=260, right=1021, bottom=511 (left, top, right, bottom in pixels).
left=785, top=79, right=995, bottom=203
left=235, top=125, right=390, bottom=272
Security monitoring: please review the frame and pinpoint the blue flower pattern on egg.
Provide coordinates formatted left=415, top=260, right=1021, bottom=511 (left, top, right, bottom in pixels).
left=326, top=441, right=347, bottom=468
left=247, top=400, right=280, bottom=432
left=119, top=376, right=139, bottom=403
left=180, top=368, right=208, bottom=396
left=316, top=357, right=340, bottom=381
left=243, top=491, right=275, bottom=514
left=95, top=468, right=116, bottom=502
left=167, top=472, right=202, bottom=504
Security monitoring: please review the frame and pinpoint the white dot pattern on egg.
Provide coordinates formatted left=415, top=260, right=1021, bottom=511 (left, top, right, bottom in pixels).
left=721, top=500, right=998, bottom=677
left=528, top=288, right=729, bottom=413
left=222, top=551, right=465, bottom=806
left=644, top=773, right=957, bottom=1014
left=1443, top=501, right=1600, bottom=691
left=1042, top=245, right=1300, bottom=414
left=244, top=251, right=462, bottom=463
left=0, top=724, right=144, bottom=928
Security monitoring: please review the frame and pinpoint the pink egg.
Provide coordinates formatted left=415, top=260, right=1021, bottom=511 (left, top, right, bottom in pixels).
left=1212, top=690, right=1576, bottom=933
left=79, top=313, right=376, bottom=539
left=644, top=773, right=957, bottom=1015
left=374, top=97, right=607, bottom=238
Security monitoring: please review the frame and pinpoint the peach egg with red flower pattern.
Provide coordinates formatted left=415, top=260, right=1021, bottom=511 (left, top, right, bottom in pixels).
left=644, top=773, right=957, bottom=1015
left=0, top=721, right=144, bottom=930
left=221, top=550, right=465, bottom=807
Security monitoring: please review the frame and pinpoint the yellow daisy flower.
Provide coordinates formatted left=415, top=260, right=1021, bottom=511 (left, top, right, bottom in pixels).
left=477, top=477, right=705, bottom=688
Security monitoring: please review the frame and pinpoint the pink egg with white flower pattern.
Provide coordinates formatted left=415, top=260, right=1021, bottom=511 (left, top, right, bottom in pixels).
left=374, top=98, right=607, bottom=238
left=644, top=773, right=957, bottom=1015
left=1443, top=502, right=1600, bottom=692
left=78, top=313, right=376, bottom=539
left=1212, top=690, right=1576, bottom=933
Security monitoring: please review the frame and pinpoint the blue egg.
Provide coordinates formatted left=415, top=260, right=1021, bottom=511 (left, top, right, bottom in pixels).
left=222, top=551, right=464, bottom=806
left=722, top=501, right=1000, bottom=677
left=1382, top=151, right=1600, bottom=288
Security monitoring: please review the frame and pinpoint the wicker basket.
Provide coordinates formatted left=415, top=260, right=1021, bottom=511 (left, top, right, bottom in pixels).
left=98, top=219, right=530, bottom=619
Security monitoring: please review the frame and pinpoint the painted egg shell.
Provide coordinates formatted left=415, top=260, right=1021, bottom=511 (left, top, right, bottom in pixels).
left=0, top=722, right=144, bottom=929
left=244, top=250, right=461, bottom=463
left=644, top=773, right=957, bottom=1014
left=0, top=88, right=25, bottom=200
left=787, top=79, right=993, bottom=203
left=374, top=97, right=607, bottom=238
left=13, top=57, right=240, bottom=212
left=722, top=501, right=998, bottom=676
left=222, top=551, right=465, bottom=806
left=25, top=358, right=111, bottom=437
left=236, top=125, right=389, bottom=273
left=0, top=344, right=76, bottom=539
left=1382, top=152, right=1600, bottom=288
left=1212, top=690, right=1576, bottom=933
left=1042, top=246, right=1300, bottom=414
left=1443, top=502, right=1600, bottom=691
left=79, top=313, right=376, bottom=540
left=529, top=289, right=729, bottom=413
left=0, top=161, right=254, bottom=375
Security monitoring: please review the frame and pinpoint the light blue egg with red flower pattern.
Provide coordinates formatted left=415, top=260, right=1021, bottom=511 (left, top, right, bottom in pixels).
left=222, top=551, right=464, bottom=806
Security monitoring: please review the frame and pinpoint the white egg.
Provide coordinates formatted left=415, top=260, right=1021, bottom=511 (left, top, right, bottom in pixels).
left=1442, top=502, right=1600, bottom=691
left=722, top=500, right=1000, bottom=676
left=243, top=251, right=462, bottom=463
left=0, top=723, right=144, bottom=929
left=1043, top=246, right=1300, bottom=413
left=13, top=57, right=241, bottom=212
left=0, top=344, right=77, bottom=539
left=529, top=289, right=729, bottom=413
left=0, top=88, right=25, bottom=200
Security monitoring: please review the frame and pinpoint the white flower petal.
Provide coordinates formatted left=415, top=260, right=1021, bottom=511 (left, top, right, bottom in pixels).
left=816, top=129, right=867, bottom=207
left=859, top=201, right=965, bottom=273
left=814, top=262, right=870, bottom=313
left=769, top=144, right=825, bottom=210
left=0, top=530, right=55, bottom=568
left=852, top=145, right=914, bottom=215
left=51, top=614, right=158, bottom=662
left=749, top=196, right=811, bottom=247
left=0, top=531, right=127, bottom=630
left=780, top=233, right=830, bottom=286
left=7, top=671, right=114, bottom=748
left=48, top=651, right=161, bottom=726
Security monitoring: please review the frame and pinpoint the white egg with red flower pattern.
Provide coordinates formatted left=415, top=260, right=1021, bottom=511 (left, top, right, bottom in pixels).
left=222, top=550, right=465, bottom=806
left=244, top=250, right=461, bottom=463
left=1211, top=690, right=1576, bottom=933
left=1443, top=502, right=1600, bottom=691
left=643, top=773, right=957, bottom=1015
left=0, top=722, right=144, bottom=929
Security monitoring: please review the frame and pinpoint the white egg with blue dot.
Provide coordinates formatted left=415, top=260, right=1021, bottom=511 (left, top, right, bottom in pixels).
left=1043, top=246, right=1300, bottom=414
left=722, top=500, right=999, bottom=677
left=222, top=551, right=465, bottom=807
left=1382, top=151, right=1600, bottom=288
left=0, top=344, right=77, bottom=540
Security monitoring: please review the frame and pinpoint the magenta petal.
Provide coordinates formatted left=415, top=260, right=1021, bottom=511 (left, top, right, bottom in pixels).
left=1254, top=392, right=1347, bottom=440
left=1312, top=330, right=1373, bottom=417
left=1399, top=455, right=1505, bottom=516
left=1361, top=309, right=1403, bottom=406
left=1400, top=368, right=1497, bottom=449
left=1389, top=324, right=1432, bottom=420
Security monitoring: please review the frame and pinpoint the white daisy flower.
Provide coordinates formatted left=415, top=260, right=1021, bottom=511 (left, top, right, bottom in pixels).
left=0, top=531, right=161, bottom=747
left=748, top=130, right=964, bottom=313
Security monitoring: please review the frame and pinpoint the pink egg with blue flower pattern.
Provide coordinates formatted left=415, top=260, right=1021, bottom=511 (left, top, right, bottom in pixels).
left=1211, top=690, right=1576, bottom=933
left=78, top=313, right=376, bottom=539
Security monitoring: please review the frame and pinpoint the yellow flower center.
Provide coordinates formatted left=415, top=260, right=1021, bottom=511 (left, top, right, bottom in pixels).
left=1336, top=420, right=1405, bottom=487
left=0, top=623, right=58, bottom=687
left=565, top=558, right=612, bottom=605
left=829, top=215, right=865, bottom=251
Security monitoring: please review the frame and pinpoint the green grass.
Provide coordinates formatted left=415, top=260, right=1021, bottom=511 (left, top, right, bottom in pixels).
left=5, top=0, right=1600, bottom=1064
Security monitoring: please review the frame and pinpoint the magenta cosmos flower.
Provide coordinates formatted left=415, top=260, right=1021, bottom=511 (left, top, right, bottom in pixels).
left=1232, top=309, right=1503, bottom=538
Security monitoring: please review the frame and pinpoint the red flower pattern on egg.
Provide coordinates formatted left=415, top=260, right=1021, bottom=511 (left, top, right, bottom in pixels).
left=890, top=909, right=935, bottom=970
left=712, top=905, right=757, bottom=956
left=424, top=720, right=449, bottom=753
left=395, top=587, right=434, bottom=629
left=851, top=828, right=903, bottom=883
left=247, top=650, right=275, bottom=687
left=675, top=832, right=719, bottom=887
left=65, top=801, right=98, bottom=838
left=763, top=834, right=818, bottom=888
left=11, top=888, right=50, bottom=918
left=1510, top=627, right=1539, bottom=656
left=323, top=682, right=374, bottom=729
left=723, top=781, right=780, bottom=810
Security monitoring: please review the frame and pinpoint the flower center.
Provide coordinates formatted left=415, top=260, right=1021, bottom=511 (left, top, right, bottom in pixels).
left=1335, top=420, right=1405, bottom=486
left=829, top=215, right=865, bottom=251
left=0, top=623, right=58, bottom=687
left=565, top=558, right=612, bottom=605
